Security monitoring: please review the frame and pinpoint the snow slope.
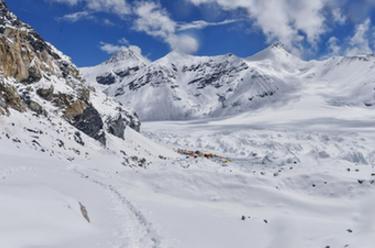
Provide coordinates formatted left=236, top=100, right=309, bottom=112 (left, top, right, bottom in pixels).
left=3, top=107, right=374, bottom=248
left=139, top=112, right=375, bottom=248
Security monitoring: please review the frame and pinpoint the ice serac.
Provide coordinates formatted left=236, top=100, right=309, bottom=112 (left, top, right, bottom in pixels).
left=0, top=0, right=140, bottom=145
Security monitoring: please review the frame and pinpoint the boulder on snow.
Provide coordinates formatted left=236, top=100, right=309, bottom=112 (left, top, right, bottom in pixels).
left=106, top=114, right=126, bottom=139
left=64, top=100, right=106, bottom=145
left=36, top=86, right=54, bottom=100
left=0, top=82, right=26, bottom=113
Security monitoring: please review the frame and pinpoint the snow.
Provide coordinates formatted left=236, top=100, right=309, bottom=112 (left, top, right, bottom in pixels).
left=1, top=18, right=375, bottom=247
left=2, top=91, right=375, bottom=248
left=81, top=42, right=375, bottom=123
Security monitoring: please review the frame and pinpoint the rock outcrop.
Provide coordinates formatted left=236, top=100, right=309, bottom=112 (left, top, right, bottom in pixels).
left=0, top=0, right=140, bottom=144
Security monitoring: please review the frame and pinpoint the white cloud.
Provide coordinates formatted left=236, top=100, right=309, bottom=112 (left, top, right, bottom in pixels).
left=58, top=11, right=93, bottom=22
left=133, top=2, right=176, bottom=40
left=332, top=8, right=346, bottom=25
left=169, top=34, right=200, bottom=54
left=100, top=42, right=125, bottom=54
left=100, top=41, right=143, bottom=55
left=177, top=19, right=241, bottom=31
left=118, top=37, right=129, bottom=45
left=47, top=0, right=130, bottom=16
left=47, top=0, right=375, bottom=57
left=327, top=36, right=340, bottom=56
left=133, top=1, right=199, bottom=54
left=188, top=0, right=329, bottom=50
left=346, top=18, right=373, bottom=56
left=325, top=19, right=374, bottom=57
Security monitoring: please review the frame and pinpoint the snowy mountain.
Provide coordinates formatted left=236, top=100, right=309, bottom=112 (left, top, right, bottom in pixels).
left=0, top=0, right=146, bottom=154
left=82, top=45, right=295, bottom=120
left=2, top=1, right=375, bottom=248
left=82, top=41, right=375, bottom=121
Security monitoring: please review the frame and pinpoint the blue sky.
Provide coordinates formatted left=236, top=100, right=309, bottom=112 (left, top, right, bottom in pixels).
left=7, top=0, right=375, bottom=67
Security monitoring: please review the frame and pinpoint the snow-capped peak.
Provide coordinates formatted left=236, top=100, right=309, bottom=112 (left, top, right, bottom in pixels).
left=248, top=42, right=298, bottom=62
left=105, top=46, right=149, bottom=65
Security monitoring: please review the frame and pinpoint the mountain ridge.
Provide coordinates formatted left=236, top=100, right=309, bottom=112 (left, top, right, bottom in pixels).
left=82, top=42, right=374, bottom=121
left=0, top=1, right=158, bottom=163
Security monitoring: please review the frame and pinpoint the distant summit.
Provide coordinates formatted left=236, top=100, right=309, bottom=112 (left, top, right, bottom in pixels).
left=105, top=46, right=149, bottom=66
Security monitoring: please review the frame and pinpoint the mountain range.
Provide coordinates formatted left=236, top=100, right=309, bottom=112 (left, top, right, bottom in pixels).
left=82, top=42, right=375, bottom=121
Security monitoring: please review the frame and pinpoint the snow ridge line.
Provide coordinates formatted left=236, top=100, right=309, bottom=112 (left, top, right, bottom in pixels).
left=73, top=169, right=163, bottom=248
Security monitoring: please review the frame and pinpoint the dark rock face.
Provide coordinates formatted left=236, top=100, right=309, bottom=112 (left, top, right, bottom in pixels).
left=70, top=105, right=106, bottom=145
left=0, top=0, right=141, bottom=145
left=21, top=90, right=45, bottom=115
left=107, top=114, right=126, bottom=139
left=36, top=86, right=54, bottom=101
left=96, top=73, right=116, bottom=85
left=185, top=60, right=249, bottom=89
left=127, top=113, right=141, bottom=132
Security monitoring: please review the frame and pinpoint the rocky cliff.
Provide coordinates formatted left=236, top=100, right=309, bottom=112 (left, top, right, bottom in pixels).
left=0, top=0, right=140, bottom=146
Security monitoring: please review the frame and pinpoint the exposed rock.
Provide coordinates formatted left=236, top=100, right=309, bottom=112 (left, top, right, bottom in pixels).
left=77, top=87, right=90, bottom=102
left=0, top=94, right=7, bottom=115
left=21, top=90, right=45, bottom=115
left=127, top=113, right=141, bottom=132
left=96, top=72, right=116, bottom=85
left=74, top=131, right=84, bottom=146
left=65, top=101, right=106, bottom=145
left=27, top=100, right=44, bottom=115
left=106, top=114, right=126, bottom=139
left=36, top=86, right=54, bottom=100
left=0, top=0, right=141, bottom=145
left=79, top=202, right=90, bottom=223
left=64, top=100, right=87, bottom=120
left=21, top=65, right=42, bottom=84
left=0, top=82, right=26, bottom=112
left=52, top=93, right=74, bottom=109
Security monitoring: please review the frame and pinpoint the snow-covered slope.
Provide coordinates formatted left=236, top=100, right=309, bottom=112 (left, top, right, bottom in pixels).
left=0, top=0, right=146, bottom=153
left=82, top=41, right=375, bottom=121
left=82, top=45, right=301, bottom=121
left=3, top=1, right=375, bottom=247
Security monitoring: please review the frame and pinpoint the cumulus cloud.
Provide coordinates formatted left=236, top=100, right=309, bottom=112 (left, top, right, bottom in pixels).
left=133, top=1, right=200, bottom=54
left=346, top=19, right=373, bottom=55
left=189, top=0, right=329, bottom=50
left=99, top=40, right=143, bottom=56
left=326, top=19, right=374, bottom=57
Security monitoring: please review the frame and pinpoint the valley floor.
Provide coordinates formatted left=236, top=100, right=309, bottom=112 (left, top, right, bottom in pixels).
left=1, top=113, right=375, bottom=248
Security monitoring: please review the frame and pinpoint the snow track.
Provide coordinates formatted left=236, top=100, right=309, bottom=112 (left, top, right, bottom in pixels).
left=73, top=168, right=163, bottom=248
